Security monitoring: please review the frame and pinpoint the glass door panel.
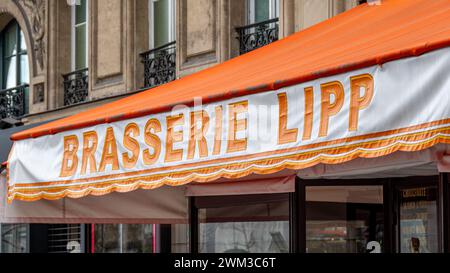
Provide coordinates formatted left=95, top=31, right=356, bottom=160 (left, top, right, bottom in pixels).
left=198, top=195, right=289, bottom=253
left=398, top=186, right=438, bottom=253
left=305, top=186, right=384, bottom=253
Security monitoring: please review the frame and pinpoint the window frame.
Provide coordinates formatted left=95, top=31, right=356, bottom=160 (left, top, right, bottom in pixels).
left=71, top=0, right=89, bottom=71
left=148, top=0, right=176, bottom=49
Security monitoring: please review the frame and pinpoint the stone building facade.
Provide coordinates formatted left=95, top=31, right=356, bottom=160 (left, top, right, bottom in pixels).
left=0, top=0, right=364, bottom=127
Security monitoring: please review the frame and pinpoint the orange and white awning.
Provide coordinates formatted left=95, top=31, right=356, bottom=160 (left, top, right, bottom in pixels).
left=6, top=0, right=450, bottom=202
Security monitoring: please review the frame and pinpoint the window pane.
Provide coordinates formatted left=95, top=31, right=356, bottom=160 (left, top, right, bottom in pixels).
left=4, top=22, right=18, bottom=57
left=4, top=57, right=17, bottom=88
left=171, top=224, right=189, bottom=253
left=255, top=0, right=270, bottom=22
left=94, top=224, right=120, bottom=253
left=198, top=196, right=289, bottom=253
left=20, top=30, right=27, bottom=51
left=20, top=54, right=29, bottom=85
left=94, top=224, right=153, bottom=253
left=153, top=0, right=170, bottom=47
left=76, top=0, right=87, bottom=25
left=306, top=186, right=384, bottom=253
left=75, top=24, right=87, bottom=70
left=122, top=224, right=153, bottom=253
left=399, top=186, right=438, bottom=253
left=47, top=224, right=83, bottom=253
left=1, top=224, right=28, bottom=253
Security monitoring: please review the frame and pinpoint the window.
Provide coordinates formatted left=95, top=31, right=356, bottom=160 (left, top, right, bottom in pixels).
left=0, top=20, right=29, bottom=118
left=1, top=20, right=29, bottom=89
left=0, top=224, right=29, bottom=253
left=247, top=0, right=279, bottom=24
left=149, top=0, right=176, bottom=48
left=397, top=186, right=438, bottom=253
left=196, top=194, right=290, bottom=253
left=93, top=224, right=154, bottom=253
left=47, top=224, right=85, bottom=253
left=305, top=185, right=385, bottom=253
left=72, top=0, right=88, bottom=71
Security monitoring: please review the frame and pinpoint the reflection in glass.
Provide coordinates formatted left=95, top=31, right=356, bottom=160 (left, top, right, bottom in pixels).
left=153, top=0, right=171, bottom=48
left=75, top=24, right=87, bottom=70
left=20, top=54, right=29, bottom=84
left=306, top=186, right=384, bottom=253
left=1, top=224, right=28, bottom=253
left=255, top=0, right=270, bottom=22
left=399, top=187, right=438, bottom=253
left=198, top=198, right=289, bottom=253
left=4, top=23, right=18, bottom=57
left=94, top=224, right=153, bottom=253
left=76, top=0, right=87, bottom=25
left=20, top=30, right=27, bottom=51
left=4, top=57, right=17, bottom=88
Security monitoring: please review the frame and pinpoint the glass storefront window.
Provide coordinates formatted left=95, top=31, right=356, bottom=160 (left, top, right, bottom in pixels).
left=398, top=186, right=438, bottom=253
left=305, top=186, right=384, bottom=253
left=47, top=224, right=84, bottom=253
left=198, top=194, right=289, bottom=253
left=93, top=224, right=153, bottom=253
left=0, top=224, right=29, bottom=253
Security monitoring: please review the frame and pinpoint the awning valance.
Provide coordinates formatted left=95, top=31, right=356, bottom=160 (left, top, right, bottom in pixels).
left=6, top=0, right=450, bottom=202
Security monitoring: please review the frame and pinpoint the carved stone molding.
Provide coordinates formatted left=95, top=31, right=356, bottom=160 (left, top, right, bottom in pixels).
left=16, top=0, right=46, bottom=70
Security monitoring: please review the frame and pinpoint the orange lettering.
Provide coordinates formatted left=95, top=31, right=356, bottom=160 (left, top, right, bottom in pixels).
left=60, top=135, right=79, bottom=177
left=277, top=93, right=298, bottom=144
left=143, top=119, right=162, bottom=165
left=80, top=131, right=98, bottom=175
left=122, top=123, right=140, bottom=169
left=99, top=127, right=120, bottom=172
left=227, top=101, right=248, bottom=153
left=187, top=110, right=210, bottom=160
left=165, top=114, right=184, bottom=162
left=319, top=81, right=344, bottom=137
left=349, top=74, right=374, bottom=131
left=303, top=87, right=314, bottom=140
left=213, top=106, right=223, bottom=155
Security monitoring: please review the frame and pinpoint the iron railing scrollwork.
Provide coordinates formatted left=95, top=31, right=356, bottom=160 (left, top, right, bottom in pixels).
left=140, top=41, right=176, bottom=89
left=63, top=68, right=89, bottom=106
left=0, top=84, right=28, bottom=119
left=235, top=18, right=279, bottom=55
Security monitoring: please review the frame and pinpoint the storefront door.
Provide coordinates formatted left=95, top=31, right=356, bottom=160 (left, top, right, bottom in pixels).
left=193, top=194, right=290, bottom=253
left=304, top=184, right=385, bottom=253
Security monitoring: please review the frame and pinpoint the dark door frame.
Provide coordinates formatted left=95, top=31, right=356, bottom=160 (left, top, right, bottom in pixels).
left=189, top=175, right=448, bottom=254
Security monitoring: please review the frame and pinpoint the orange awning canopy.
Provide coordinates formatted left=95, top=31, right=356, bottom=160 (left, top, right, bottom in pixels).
left=12, top=0, right=450, bottom=140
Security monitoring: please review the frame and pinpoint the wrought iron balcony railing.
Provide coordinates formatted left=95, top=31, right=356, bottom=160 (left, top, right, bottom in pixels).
left=236, top=18, right=279, bottom=55
left=0, top=84, right=28, bottom=119
left=63, top=68, right=89, bottom=106
left=140, top=41, right=176, bottom=89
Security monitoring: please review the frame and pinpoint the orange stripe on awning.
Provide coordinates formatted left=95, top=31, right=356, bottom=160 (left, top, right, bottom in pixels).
left=12, top=0, right=450, bottom=140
